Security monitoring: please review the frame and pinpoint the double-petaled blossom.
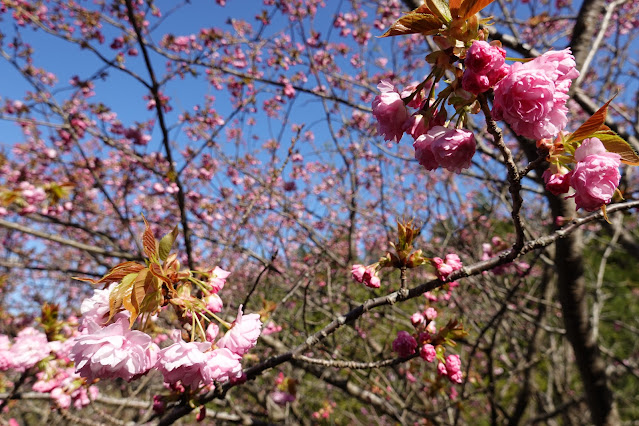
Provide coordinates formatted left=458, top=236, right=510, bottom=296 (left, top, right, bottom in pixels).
left=216, top=305, right=262, bottom=356
left=79, top=284, right=113, bottom=330
left=414, top=126, right=476, bottom=172
left=569, top=137, right=621, bottom=211
left=372, top=80, right=409, bottom=143
left=445, top=354, right=463, bottom=383
left=392, top=331, right=418, bottom=357
left=70, top=317, right=158, bottom=382
left=201, top=348, right=243, bottom=383
left=9, top=327, right=51, bottom=371
left=493, top=49, right=578, bottom=140
left=155, top=338, right=211, bottom=389
left=420, top=343, right=436, bottom=362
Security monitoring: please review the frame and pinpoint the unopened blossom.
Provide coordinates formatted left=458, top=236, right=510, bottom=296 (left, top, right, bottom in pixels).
left=351, top=264, right=367, bottom=283
left=424, top=307, right=438, bottom=321
left=10, top=327, right=50, bottom=371
left=351, top=264, right=381, bottom=288
left=155, top=338, right=211, bottom=388
left=462, top=41, right=508, bottom=94
left=204, top=293, right=224, bottom=313
left=216, top=305, right=262, bottom=356
left=543, top=167, right=572, bottom=196
left=411, top=312, right=425, bottom=328
left=363, top=267, right=381, bottom=288
left=420, top=344, right=436, bottom=362
left=493, top=49, right=578, bottom=140
left=569, top=137, right=621, bottom=211
left=433, top=253, right=463, bottom=280
left=372, top=80, right=409, bottom=143
left=206, top=323, right=220, bottom=342
left=465, top=41, right=506, bottom=75
left=392, top=331, right=418, bottom=357
left=70, top=317, right=157, bottom=382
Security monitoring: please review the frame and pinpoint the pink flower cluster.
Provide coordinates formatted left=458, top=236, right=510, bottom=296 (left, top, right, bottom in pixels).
left=438, top=354, right=463, bottom=384
left=432, top=253, right=463, bottom=280
left=493, top=49, right=579, bottom=140
left=71, top=271, right=262, bottom=390
left=414, top=126, right=476, bottom=172
left=351, top=264, right=381, bottom=288
left=543, top=138, right=621, bottom=211
left=0, top=327, right=51, bottom=372
left=33, top=367, right=99, bottom=409
left=392, top=307, right=464, bottom=385
left=481, top=237, right=530, bottom=275
left=462, top=41, right=509, bottom=94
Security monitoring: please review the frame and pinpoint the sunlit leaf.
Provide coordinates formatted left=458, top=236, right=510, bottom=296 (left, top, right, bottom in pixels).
left=158, top=225, right=179, bottom=262
left=592, top=131, right=639, bottom=165
left=73, top=261, right=144, bottom=285
left=566, top=97, right=615, bottom=143
left=380, top=11, right=444, bottom=38
left=142, top=214, right=158, bottom=260
left=424, top=0, right=452, bottom=23
left=454, top=0, right=496, bottom=19
left=109, top=272, right=137, bottom=322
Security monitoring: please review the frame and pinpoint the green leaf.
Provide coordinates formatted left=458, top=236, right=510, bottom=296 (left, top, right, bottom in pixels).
left=158, top=225, right=179, bottom=262
left=566, top=96, right=615, bottom=143
left=424, top=0, right=452, bottom=23
left=109, top=272, right=137, bottom=322
left=379, top=10, right=444, bottom=38
left=592, top=131, right=639, bottom=166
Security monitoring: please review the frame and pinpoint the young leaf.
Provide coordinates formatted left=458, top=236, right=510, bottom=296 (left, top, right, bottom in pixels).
left=109, top=272, right=137, bottom=321
left=566, top=97, right=615, bottom=143
left=158, top=225, right=179, bottom=262
left=141, top=214, right=158, bottom=260
left=454, top=0, right=496, bottom=20
left=380, top=11, right=444, bottom=38
left=592, top=131, right=639, bottom=165
left=73, top=261, right=144, bottom=285
left=424, top=0, right=452, bottom=23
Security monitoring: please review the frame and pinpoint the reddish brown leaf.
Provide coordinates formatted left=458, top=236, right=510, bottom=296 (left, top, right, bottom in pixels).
left=142, top=214, right=158, bottom=260
left=567, top=97, right=615, bottom=143
left=149, top=262, right=173, bottom=288
left=73, top=261, right=144, bottom=285
left=456, top=0, right=496, bottom=19
left=449, top=0, right=462, bottom=17
left=380, top=11, right=444, bottom=38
